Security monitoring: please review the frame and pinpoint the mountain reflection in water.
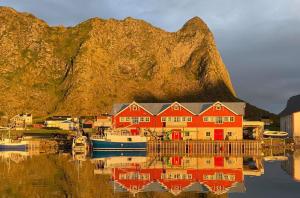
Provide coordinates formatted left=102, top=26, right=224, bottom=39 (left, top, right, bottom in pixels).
left=0, top=149, right=299, bottom=198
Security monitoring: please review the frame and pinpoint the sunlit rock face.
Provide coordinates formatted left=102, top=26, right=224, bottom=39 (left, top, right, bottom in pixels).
left=0, top=7, right=238, bottom=116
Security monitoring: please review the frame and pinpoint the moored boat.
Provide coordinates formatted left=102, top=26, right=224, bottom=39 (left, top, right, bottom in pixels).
left=0, top=138, right=28, bottom=151
left=91, top=131, right=147, bottom=151
left=263, top=131, right=288, bottom=138
left=72, top=135, right=89, bottom=154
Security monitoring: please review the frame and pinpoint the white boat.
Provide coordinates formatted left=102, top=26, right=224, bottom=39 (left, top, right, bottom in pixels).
left=72, top=136, right=89, bottom=153
left=264, top=156, right=288, bottom=162
left=91, top=131, right=147, bottom=151
left=263, top=131, right=288, bottom=138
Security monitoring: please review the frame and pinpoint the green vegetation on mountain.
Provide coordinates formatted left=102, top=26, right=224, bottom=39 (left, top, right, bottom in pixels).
left=0, top=7, right=275, bottom=120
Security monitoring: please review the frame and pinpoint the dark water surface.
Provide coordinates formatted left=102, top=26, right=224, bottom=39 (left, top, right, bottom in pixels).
left=0, top=150, right=299, bottom=198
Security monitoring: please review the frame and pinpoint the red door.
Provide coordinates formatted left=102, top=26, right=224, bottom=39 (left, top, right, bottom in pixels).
left=172, top=156, right=182, bottom=166
left=172, top=129, right=182, bottom=140
left=214, top=156, right=224, bottom=167
left=130, top=128, right=139, bottom=135
left=214, top=129, right=224, bottom=140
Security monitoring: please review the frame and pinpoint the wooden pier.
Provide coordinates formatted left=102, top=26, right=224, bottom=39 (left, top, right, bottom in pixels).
left=147, top=140, right=262, bottom=156
left=27, top=139, right=59, bottom=154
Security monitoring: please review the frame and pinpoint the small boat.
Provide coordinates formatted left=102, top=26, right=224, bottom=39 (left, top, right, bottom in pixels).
left=263, top=131, right=288, bottom=138
left=91, top=131, right=147, bottom=151
left=264, top=156, right=288, bottom=162
left=72, top=135, right=89, bottom=154
left=0, top=138, right=28, bottom=151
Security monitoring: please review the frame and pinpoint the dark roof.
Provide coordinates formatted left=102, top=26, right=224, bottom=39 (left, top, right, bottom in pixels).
left=46, top=116, right=71, bottom=121
left=279, top=95, right=300, bottom=116
left=112, top=102, right=246, bottom=115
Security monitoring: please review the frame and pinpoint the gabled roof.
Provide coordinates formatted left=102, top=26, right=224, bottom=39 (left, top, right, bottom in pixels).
left=112, top=101, right=154, bottom=116
left=112, top=102, right=246, bottom=115
left=157, top=102, right=196, bottom=115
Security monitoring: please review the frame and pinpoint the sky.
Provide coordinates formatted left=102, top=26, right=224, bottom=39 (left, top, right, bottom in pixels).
left=0, top=0, right=299, bottom=114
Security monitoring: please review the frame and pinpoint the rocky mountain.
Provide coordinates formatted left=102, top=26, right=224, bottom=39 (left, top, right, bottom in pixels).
left=279, top=94, right=300, bottom=116
left=0, top=7, right=273, bottom=119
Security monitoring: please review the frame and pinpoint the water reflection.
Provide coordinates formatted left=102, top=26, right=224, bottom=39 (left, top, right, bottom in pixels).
left=281, top=149, right=300, bottom=182
left=0, top=149, right=299, bottom=197
left=91, top=152, right=264, bottom=196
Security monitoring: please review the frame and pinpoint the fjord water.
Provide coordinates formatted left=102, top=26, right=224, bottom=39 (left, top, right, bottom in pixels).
left=0, top=150, right=300, bottom=198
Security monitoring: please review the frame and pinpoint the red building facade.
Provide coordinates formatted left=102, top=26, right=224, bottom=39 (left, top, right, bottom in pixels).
left=112, top=101, right=245, bottom=140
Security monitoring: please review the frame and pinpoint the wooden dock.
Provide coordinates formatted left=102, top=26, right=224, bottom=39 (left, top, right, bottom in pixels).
left=27, top=139, right=59, bottom=154
left=147, top=140, right=262, bottom=156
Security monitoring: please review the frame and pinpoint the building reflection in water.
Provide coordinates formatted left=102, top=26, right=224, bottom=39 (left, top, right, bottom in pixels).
left=282, top=149, right=300, bottom=182
left=91, top=151, right=264, bottom=196
left=4, top=149, right=300, bottom=197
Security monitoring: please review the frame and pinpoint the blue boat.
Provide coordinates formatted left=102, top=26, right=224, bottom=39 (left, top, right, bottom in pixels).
left=92, top=150, right=146, bottom=158
left=0, top=139, right=28, bottom=151
left=91, top=133, right=147, bottom=151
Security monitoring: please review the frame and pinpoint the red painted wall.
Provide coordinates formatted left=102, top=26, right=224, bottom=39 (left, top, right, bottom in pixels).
left=114, top=105, right=156, bottom=129
left=113, top=103, right=243, bottom=129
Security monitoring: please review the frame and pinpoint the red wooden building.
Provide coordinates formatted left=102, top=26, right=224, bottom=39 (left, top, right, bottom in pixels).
left=112, top=101, right=245, bottom=140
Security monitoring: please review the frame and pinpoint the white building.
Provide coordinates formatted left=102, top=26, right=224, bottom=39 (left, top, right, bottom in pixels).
left=280, top=95, right=300, bottom=140
left=10, top=113, right=33, bottom=130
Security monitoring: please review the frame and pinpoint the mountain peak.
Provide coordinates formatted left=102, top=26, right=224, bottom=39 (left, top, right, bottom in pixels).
left=180, top=16, right=209, bottom=33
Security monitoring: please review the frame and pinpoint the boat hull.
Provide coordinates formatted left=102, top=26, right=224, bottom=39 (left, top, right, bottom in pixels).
left=91, top=139, right=146, bottom=151
left=92, top=150, right=146, bottom=158
left=0, top=144, right=27, bottom=151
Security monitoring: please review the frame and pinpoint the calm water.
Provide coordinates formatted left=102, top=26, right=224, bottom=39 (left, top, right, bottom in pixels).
left=0, top=149, right=300, bottom=198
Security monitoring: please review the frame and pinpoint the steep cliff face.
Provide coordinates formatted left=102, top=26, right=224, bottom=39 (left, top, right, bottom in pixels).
left=0, top=7, right=236, bottom=116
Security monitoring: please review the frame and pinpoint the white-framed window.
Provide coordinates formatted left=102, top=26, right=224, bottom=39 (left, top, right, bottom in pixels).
left=173, top=104, right=180, bottom=110
left=215, top=104, right=222, bottom=110
left=161, top=117, right=166, bottom=122
left=131, top=105, right=138, bottom=110
left=203, top=116, right=209, bottom=122
left=215, top=116, right=223, bottom=124
left=145, top=117, right=150, bottom=122
left=126, top=117, right=131, bottom=122
left=182, top=117, right=186, bottom=122
left=139, top=117, right=144, bottom=122
left=230, top=116, right=235, bottom=122
left=187, top=117, right=192, bottom=122
left=132, top=117, right=139, bottom=124
left=174, top=117, right=181, bottom=122
left=223, top=116, right=229, bottom=122
left=167, top=117, right=172, bottom=122
left=120, top=117, right=125, bottom=122
left=206, top=132, right=210, bottom=136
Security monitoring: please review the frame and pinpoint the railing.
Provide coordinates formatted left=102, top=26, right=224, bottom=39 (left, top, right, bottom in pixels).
left=147, top=140, right=262, bottom=156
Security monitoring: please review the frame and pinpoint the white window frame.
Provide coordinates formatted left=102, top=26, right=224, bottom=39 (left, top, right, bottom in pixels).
left=173, top=105, right=180, bottom=110
left=131, top=117, right=139, bottom=124
left=161, top=117, right=166, bottom=122
left=203, top=116, right=209, bottom=122
left=145, top=117, right=150, bottom=122
left=126, top=117, right=131, bottom=122
left=223, top=116, right=229, bottom=122
left=120, top=117, right=125, bottom=122
left=206, top=132, right=210, bottom=136
left=174, top=117, right=181, bottom=122
left=215, top=116, right=223, bottom=124
left=230, top=116, right=235, bottom=122
left=139, top=117, right=144, bottom=122
left=187, top=117, right=192, bottom=122
left=215, top=104, right=222, bottom=110
left=131, top=105, right=138, bottom=111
